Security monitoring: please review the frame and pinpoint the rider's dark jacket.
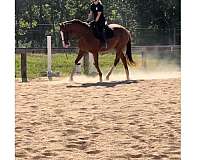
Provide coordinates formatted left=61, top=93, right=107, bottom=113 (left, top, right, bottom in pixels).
left=90, top=2, right=106, bottom=25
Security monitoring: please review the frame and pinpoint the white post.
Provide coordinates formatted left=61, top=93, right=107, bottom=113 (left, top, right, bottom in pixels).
left=75, top=58, right=83, bottom=74
left=47, top=36, right=52, bottom=78
left=88, top=52, right=97, bottom=74
left=75, top=52, right=97, bottom=75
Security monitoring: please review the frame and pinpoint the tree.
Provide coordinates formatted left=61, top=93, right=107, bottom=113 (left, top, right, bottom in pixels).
left=15, top=0, right=181, bottom=47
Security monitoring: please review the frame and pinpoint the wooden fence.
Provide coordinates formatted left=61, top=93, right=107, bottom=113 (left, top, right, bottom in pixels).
left=15, top=45, right=181, bottom=82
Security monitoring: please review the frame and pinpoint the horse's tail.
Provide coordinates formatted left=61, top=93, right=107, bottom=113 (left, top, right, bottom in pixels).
left=126, top=36, right=136, bottom=67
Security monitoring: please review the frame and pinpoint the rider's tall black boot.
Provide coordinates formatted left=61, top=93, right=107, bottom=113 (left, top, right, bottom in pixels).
left=100, top=30, right=107, bottom=49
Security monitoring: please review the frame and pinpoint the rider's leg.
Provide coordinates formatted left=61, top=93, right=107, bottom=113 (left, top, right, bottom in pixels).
left=96, top=22, right=107, bottom=49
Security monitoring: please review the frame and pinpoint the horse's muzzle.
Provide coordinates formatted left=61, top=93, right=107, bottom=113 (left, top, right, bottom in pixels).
left=66, top=41, right=70, bottom=45
left=62, top=41, right=70, bottom=48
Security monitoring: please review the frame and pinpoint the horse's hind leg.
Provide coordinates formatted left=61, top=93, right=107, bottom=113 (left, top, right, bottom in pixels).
left=93, top=53, right=103, bottom=82
left=106, top=53, right=120, bottom=80
left=120, top=51, right=130, bottom=80
left=70, top=51, right=84, bottom=81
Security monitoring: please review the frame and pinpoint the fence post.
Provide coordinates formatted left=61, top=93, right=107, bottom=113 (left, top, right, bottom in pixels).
left=47, top=36, right=52, bottom=80
left=83, top=53, right=89, bottom=75
left=173, top=28, right=176, bottom=46
left=21, top=53, right=27, bottom=82
left=141, top=50, right=147, bottom=69
left=88, top=53, right=97, bottom=74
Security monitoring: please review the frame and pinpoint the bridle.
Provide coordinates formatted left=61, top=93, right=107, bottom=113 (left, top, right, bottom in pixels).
left=61, top=22, right=92, bottom=40
left=60, top=23, right=70, bottom=45
left=60, top=22, right=93, bottom=47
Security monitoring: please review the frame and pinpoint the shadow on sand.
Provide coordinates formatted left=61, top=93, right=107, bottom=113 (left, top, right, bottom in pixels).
left=66, top=80, right=141, bottom=88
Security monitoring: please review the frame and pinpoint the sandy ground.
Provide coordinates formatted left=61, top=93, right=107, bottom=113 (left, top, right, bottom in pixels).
left=16, top=72, right=181, bottom=160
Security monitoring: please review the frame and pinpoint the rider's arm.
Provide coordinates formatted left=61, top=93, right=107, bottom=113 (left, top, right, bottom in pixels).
left=95, top=4, right=103, bottom=22
left=95, top=12, right=102, bottom=22
left=87, top=11, right=93, bottom=22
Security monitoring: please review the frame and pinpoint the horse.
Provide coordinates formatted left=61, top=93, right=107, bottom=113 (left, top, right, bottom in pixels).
left=59, top=19, right=136, bottom=82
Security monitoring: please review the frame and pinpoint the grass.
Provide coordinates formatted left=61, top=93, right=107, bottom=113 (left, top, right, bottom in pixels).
left=16, top=53, right=75, bottom=79
left=15, top=52, right=180, bottom=79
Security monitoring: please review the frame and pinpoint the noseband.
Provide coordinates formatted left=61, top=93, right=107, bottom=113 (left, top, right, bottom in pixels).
left=61, top=23, right=70, bottom=45
left=60, top=22, right=91, bottom=43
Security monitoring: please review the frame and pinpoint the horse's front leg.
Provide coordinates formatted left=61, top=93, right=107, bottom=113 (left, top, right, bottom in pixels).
left=93, top=53, right=102, bottom=82
left=69, top=51, right=84, bottom=81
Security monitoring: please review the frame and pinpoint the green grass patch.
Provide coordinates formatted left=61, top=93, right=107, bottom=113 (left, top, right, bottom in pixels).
left=15, top=53, right=76, bottom=79
left=15, top=52, right=180, bottom=79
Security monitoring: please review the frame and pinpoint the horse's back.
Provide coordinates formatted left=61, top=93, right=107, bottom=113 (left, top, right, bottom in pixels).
left=108, top=24, right=130, bottom=35
left=108, top=24, right=127, bottom=30
left=108, top=23, right=130, bottom=40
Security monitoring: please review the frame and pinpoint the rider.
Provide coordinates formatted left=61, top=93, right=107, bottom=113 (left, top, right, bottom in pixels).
left=87, top=0, right=107, bottom=49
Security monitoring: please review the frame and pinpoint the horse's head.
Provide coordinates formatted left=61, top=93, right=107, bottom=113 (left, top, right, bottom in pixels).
left=59, top=19, right=90, bottom=48
left=59, top=22, right=71, bottom=48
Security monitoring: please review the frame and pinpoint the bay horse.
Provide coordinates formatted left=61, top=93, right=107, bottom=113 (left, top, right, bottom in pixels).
left=59, top=19, right=136, bottom=82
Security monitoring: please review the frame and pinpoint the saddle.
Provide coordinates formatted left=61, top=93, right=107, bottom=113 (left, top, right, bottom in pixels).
left=89, top=21, right=114, bottom=40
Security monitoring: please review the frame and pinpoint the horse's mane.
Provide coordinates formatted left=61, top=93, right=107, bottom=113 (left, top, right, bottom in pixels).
left=63, top=19, right=89, bottom=28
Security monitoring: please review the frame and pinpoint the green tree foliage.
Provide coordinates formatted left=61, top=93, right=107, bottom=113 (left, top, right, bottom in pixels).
left=132, top=0, right=180, bottom=29
left=15, top=0, right=180, bottom=47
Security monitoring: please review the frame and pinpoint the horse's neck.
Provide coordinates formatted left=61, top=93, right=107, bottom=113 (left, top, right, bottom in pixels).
left=73, top=24, right=90, bottom=38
